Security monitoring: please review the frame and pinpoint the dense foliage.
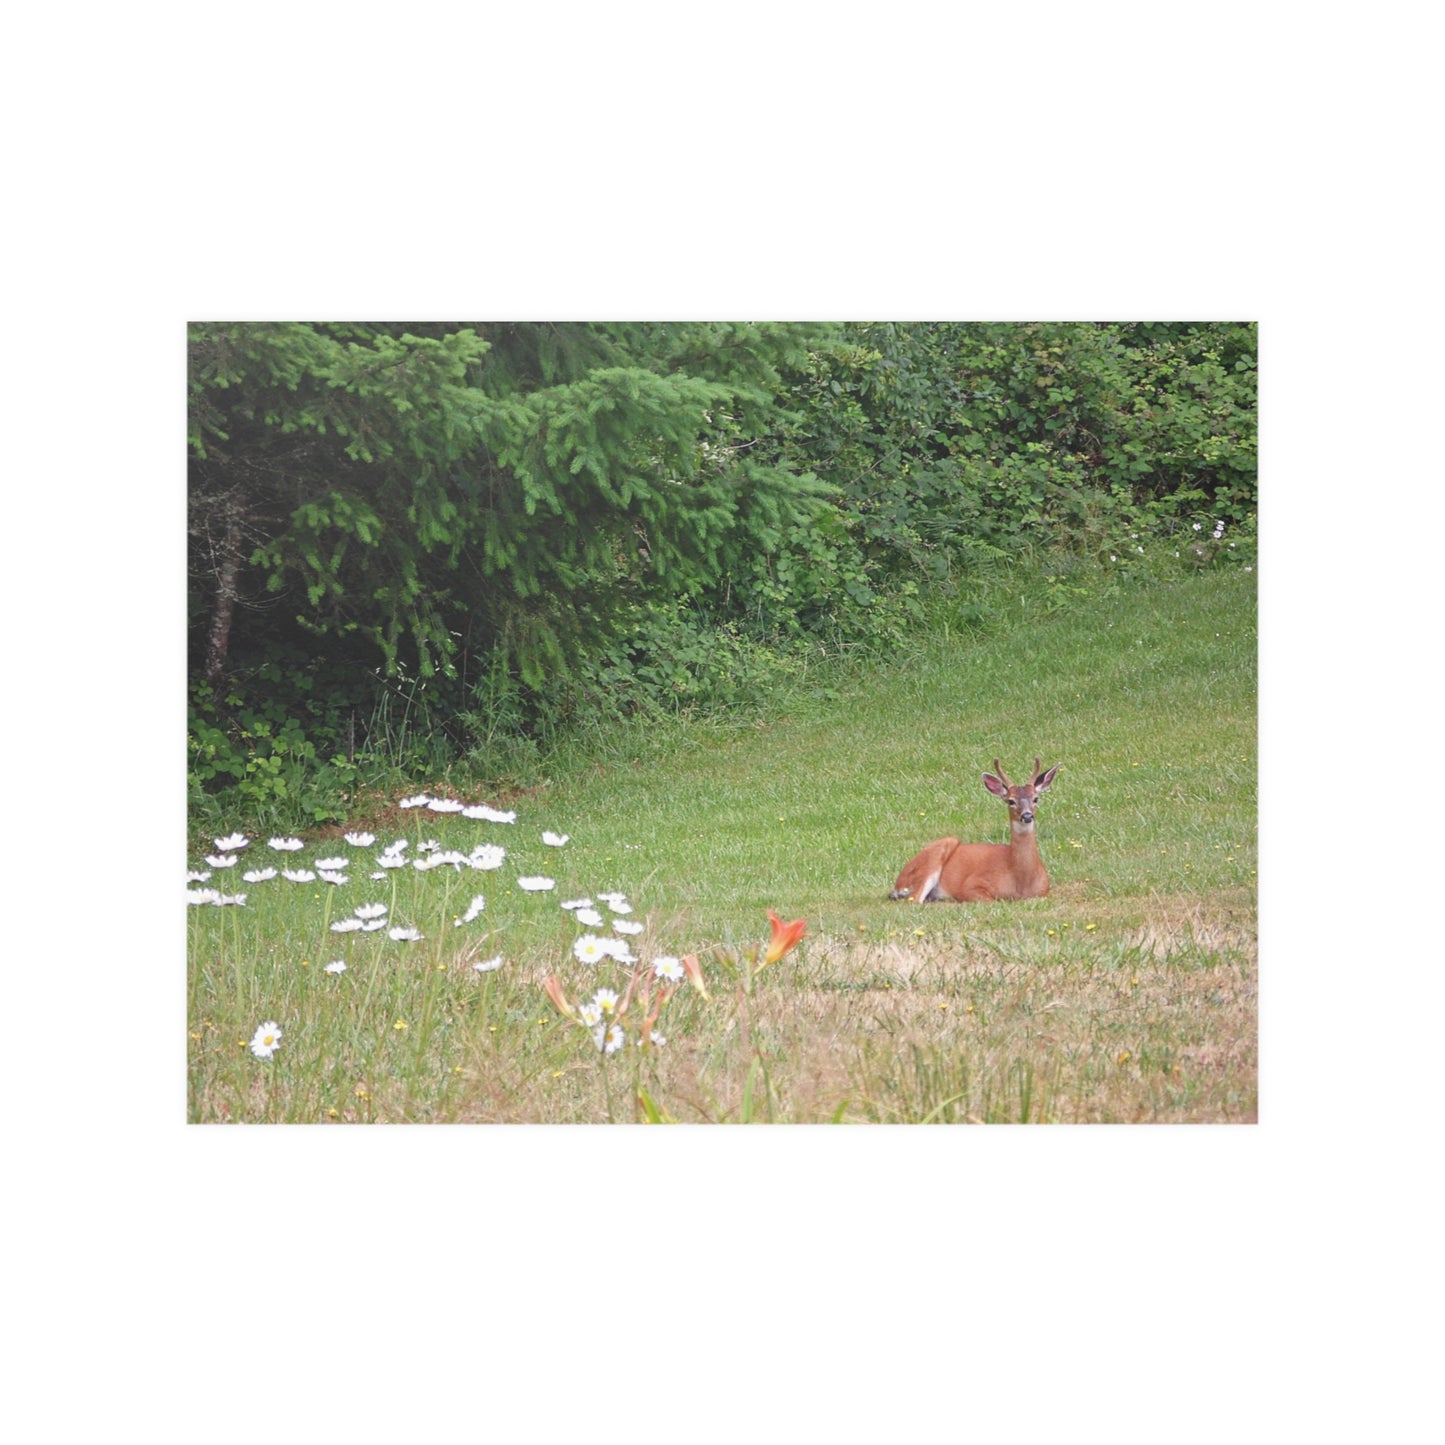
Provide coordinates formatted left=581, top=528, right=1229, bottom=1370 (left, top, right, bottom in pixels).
left=188, top=321, right=1256, bottom=824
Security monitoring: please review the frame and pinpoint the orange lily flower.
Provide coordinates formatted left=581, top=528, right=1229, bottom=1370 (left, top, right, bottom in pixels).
left=762, top=910, right=807, bottom=967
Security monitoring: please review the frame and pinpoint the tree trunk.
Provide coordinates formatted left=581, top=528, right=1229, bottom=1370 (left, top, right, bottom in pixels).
left=205, top=492, right=246, bottom=690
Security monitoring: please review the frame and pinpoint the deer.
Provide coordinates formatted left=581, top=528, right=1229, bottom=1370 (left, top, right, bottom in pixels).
left=889, top=757, right=1062, bottom=903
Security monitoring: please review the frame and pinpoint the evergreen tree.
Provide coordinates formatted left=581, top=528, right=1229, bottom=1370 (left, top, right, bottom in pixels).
left=188, top=322, right=832, bottom=691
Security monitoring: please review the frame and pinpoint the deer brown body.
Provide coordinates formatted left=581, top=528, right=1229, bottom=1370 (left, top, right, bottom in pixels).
left=889, top=758, right=1061, bottom=903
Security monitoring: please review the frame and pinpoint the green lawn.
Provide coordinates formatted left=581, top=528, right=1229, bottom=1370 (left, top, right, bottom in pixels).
left=188, top=567, right=1257, bottom=1123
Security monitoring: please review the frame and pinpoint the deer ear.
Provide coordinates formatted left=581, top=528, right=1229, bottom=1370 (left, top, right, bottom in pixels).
left=1035, top=763, right=1061, bottom=791
left=982, top=772, right=1008, bottom=798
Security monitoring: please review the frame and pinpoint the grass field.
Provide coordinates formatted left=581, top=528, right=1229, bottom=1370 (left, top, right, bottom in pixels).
left=187, top=566, right=1257, bottom=1123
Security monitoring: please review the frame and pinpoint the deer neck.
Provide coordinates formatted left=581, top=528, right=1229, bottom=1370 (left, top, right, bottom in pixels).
left=1008, top=820, right=1043, bottom=878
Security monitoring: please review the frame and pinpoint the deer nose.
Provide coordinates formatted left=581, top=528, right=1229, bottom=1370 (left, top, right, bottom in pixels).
left=1020, top=808, right=1034, bottom=823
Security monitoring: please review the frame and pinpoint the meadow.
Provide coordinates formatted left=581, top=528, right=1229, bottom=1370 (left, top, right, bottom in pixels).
left=187, top=566, right=1257, bottom=1123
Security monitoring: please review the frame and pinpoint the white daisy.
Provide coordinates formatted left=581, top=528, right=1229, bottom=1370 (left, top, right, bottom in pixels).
left=330, top=918, right=364, bottom=933
left=458, top=895, right=486, bottom=924
left=417, top=839, right=440, bottom=853
left=268, top=837, right=305, bottom=851
left=242, top=867, right=278, bottom=883
left=517, top=876, right=555, bottom=892
left=354, top=902, right=388, bottom=920
left=205, top=854, right=238, bottom=868
left=186, top=869, right=212, bottom=883
left=612, top=919, right=645, bottom=936
left=606, top=899, right=633, bottom=915
left=249, top=1021, right=283, bottom=1059
left=468, top=845, right=506, bottom=870
left=542, top=831, right=569, bottom=847
left=314, top=856, right=348, bottom=872
left=593, top=1023, right=625, bottom=1055
left=649, top=1031, right=667, bottom=1047
left=602, top=940, right=637, bottom=965
left=343, top=831, right=376, bottom=847
left=281, top=868, right=316, bottom=883
left=578, top=1000, right=604, bottom=1027
left=377, top=853, right=408, bottom=869
left=398, top=794, right=431, bottom=808
left=324, top=960, right=347, bottom=974
left=472, top=955, right=504, bottom=973
left=462, top=804, right=516, bottom=823
left=381, top=838, right=408, bottom=854
left=427, top=797, right=465, bottom=813
left=187, top=888, right=221, bottom=906
left=574, top=907, right=605, bottom=927
left=573, top=935, right=610, bottom=965
left=214, top=832, right=249, bottom=852
left=653, top=956, right=685, bottom=982
left=369, top=871, right=388, bottom=880
left=591, top=988, right=620, bottom=1016
left=388, top=925, right=424, bottom=942
left=560, top=897, right=593, bottom=911
left=213, top=893, right=248, bottom=906
left=317, top=870, right=349, bottom=885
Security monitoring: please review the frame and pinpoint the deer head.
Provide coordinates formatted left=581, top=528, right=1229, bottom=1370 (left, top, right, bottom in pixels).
left=982, top=757, right=1061, bottom=827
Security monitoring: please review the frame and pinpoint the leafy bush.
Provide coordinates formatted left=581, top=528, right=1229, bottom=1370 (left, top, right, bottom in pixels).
left=188, top=321, right=1256, bottom=825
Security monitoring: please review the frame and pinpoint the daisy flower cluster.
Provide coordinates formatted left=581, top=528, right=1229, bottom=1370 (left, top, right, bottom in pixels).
left=543, top=949, right=704, bottom=1057
left=188, top=791, right=552, bottom=914
left=195, top=791, right=581, bottom=1065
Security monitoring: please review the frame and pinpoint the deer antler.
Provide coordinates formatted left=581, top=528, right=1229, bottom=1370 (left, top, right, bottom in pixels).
left=992, top=758, right=1012, bottom=787
left=1032, top=756, right=1042, bottom=781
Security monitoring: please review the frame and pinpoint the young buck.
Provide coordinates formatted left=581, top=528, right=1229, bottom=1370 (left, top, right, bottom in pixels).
left=889, top=757, right=1062, bottom=903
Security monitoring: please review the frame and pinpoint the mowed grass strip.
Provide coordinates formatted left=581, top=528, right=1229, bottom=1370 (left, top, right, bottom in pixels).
left=188, top=567, right=1257, bottom=1123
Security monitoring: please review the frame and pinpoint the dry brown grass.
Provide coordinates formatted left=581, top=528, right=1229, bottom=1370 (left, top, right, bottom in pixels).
left=432, top=891, right=1256, bottom=1125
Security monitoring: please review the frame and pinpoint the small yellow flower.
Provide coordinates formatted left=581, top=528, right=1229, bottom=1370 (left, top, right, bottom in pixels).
left=300, top=959, right=310, bottom=968
left=1047, top=928, right=1057, bottom=936
left=938, top=1002, right=949, bottom=1010
left=1085, top=922, right=1097, bottom=931
left=353, top=1085, right=368, bottom=1098
left=965, top=1003, right=975, bottom=1013
left=393, top=1019, right=408, bottom=1032
left=327, top=1108, right=339, bottom=1118
left=1130, top=977, right=1140, bottom=987
left=1117, top=1051, right=1131, bottom=1064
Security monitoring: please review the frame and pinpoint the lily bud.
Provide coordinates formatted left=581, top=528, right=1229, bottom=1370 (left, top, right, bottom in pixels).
left=680, top=953, right=710, bottom=1001
left=542, top=974, right=578, bottom=1021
